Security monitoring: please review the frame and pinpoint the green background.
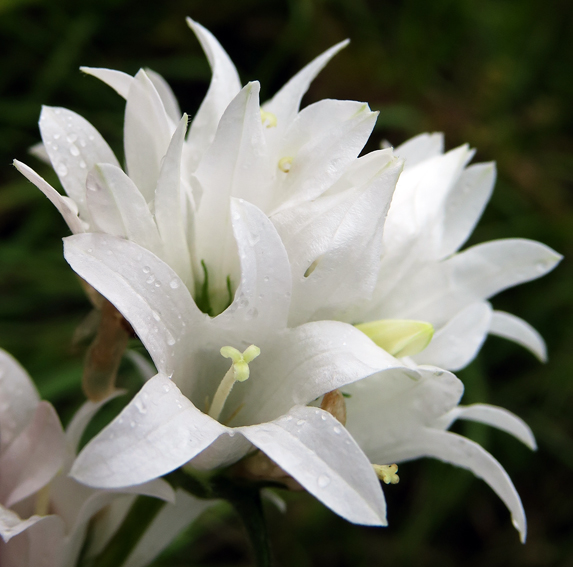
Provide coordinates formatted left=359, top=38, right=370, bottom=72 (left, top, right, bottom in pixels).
left=0, top=0, right=572, bottom=565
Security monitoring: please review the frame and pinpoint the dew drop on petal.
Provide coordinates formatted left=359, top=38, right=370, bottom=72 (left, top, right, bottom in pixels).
left=53, top=133, right=61, bottom=140
left=317, top=474, right=331, bottom=488
left=56, top=163, right=68, bottom=177
left=333, top=426, right=341, bottom=434
left=296, top=419, right=305, bottom=426
left=169, top=279, right=180, bottom=289
left=142, top=266, right=151, bottom=274
left=134, top=398, right=147, bottom=414
left=146, top=275, right=155, bottom=284
left=166, top=335, right=176, bottom=346
left=162, top=384, right=171, bottom=393
left=66, top=134, right=77, bottom=143
left=69, top=144, right=80, bottom=157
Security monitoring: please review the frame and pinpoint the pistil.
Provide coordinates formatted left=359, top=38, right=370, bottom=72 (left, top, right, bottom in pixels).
left=208, top=345, right=260, bottom=421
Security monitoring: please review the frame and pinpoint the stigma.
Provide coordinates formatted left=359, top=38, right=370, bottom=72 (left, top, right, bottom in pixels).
left=260, top=109, right=277, bottom=128
left=208, top=345, right=261, bottom=421
left=373, top=464, right=399, bottom=485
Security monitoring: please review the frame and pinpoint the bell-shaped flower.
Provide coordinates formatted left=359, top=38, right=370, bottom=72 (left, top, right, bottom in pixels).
left=278, top=132, right=561, bottom=371
left=0, top=349, right=175, bottom=567
left=63, top=198, right=419, bottom=527
left=343, top=365, right=537, bottom=542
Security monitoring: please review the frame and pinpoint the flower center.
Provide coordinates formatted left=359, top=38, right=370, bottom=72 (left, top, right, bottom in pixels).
left=208, top=345, right=261, bottom=421
left=355, top=319, right=434, bottom=357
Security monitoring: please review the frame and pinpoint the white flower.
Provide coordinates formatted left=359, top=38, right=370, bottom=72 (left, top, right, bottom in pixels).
left=64, top=199, right=419, bottom=527
left=0, top=349, right=174, bottom=567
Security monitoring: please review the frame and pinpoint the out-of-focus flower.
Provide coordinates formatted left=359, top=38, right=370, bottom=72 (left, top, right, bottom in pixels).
left=64, top=199, right=418, bottom=527
left=0, top=349, right=175, bottom=567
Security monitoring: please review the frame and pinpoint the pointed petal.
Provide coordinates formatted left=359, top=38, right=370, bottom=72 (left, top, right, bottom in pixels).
left=394, top=132, right=444, bottom=168
left=194, top=82, right=270, bottom=302
left=0, top=505, right=44, bottom=542
left=241, top=405, right=387, bottom=526
left=215, top=199, right=291, bottom=331
left=121, top=489, right=217, bottom=567
left=237, top=321, right=418, bottom=425
left=13, top=160, right=85, bottom=234
left=186, top=17, right=242, bottom=169
left=443, top=404, right=536, bottom=450
left=154, top=115, right=193, bottom=285
left=85, top=163, right=163, bottom=254
left=80, top=67, right=133, bottom=98
left=439, top=162, right=496, bottom=258
left=39, top=106, right=120, bottom=223
left=124, top=70, right=173, bottom=201
left=263, top=40, right=349, bottom=127
left=64, top=233, right=203, bottom=376
left=71, top=375, right=225, bottom=489
left=289, top=158, right=403, bottom=323
left=0, top=403, right=65, bottom=507
left=273, top=100, right=378, bottom=211
left=0, top=349, right=39, bottom=452
left=385, top=428, right=527, bottom=542
left=412, top=302, right=492, bottom=371
left=489, top=310, right=547, bottom=362
left=145, top=68, right=181, bottom=124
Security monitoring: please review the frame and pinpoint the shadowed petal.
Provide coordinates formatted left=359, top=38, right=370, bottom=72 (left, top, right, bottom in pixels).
left=394, top=132, right=444, bottom=168
left=241, top=406, right=387, bottom=526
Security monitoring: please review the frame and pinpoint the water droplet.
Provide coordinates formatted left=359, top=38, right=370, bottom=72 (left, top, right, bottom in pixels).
left=151, top=310, right=161, bottom=321
left=53, top=133, right=61, bottom=140
left=56, top=163, right=68, bottom=177
left=297, top=419, right=305, bottom=426
left=52, top=144, right=59, bottom=151
left=118, top=417, right=124, bottom=425
left=228, top=430, right=236, bottom=437
left=88, top=135, right=95, bottom=141
left=162, top=384, right=171, bottom=393
left=154, top=281, right=161, bottom=288
left=69, top=144, right=80, bottom=157
left=263, top=276, right=269, bottom=282
left=66, top=134, right=77, bottom=143
left=142, top=266, right=151, bottom=273
left=286, top=415, right=293, bottom=421
left=79, top=138, right=87, bottom=147
left=169, top=279, right=180, bottom=289
left=146, top=275, right=155, bottom=284
left=166, top=335, right=176, bottom=346
left=333, top=426, right=341, bottom=434
left=317, top=474, right=331, bottom=488
left=79, top=160, right=87, bottom=169
left=54, top=109, right=61, bottom=115
left=129, top=421, right=136, bottom=428
left=321, top=414, right=327, bottom=420
left=134, top=398, right=147, bottom=414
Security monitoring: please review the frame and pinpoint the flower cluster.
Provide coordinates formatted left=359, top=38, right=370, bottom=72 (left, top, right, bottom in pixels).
left=3, top=17, right=561, bottom=566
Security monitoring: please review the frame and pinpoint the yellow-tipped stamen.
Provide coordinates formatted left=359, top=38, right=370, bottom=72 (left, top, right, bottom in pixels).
left=373, top=464, right=399, bottom=485
left=208, top=345, right=261, bottom=421
left=35, top=484, right=51, bottom=516
left=355, top=319, right=434, bottom=358
left=260, top=109, right=277, bottom=128
left=278, top=156, right=293, bottom=173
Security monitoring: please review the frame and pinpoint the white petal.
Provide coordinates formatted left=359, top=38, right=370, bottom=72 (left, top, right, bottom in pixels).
left=442, top=404, right=536, bottom=450
left=64, top=233, right=203, bottom=377
left=385, top=428, right=527, bottom=542
left=394, top=132, right=444, bottom=168
left=345, top=367, right=463, bottom=457
left=13, top=161, right=85, bottom=234
left=215, top=199, right=291, bottom=331
left=489, top=310, right=547, bottom=362
left=263, top=40, right=349, bottom=129
left=145, top=68, right=181, bottom=124
left=80, top=67, right=133, bottom=98
left=240, top=405, right=387, bottom=526
left=193, top=82, right=270, bottom=304
left=0, top=506, right=44, bottom=542
left=71, top=375, right=225, bottom=489
left=186, top=17, right=242, bottom=169
left=289, top=158, right=403, bottom=324
left=412, top=302, right=492, bottom=371
left=0, top=510, right=65, bottom=567
left=85, top=163, right=163, bottom=254
left=438, top=162, right=496, bottom=258
left=0, top=349, right=39, bottom=452
left=39, top=106, right=120, bottom=223
left=237, top=321, right=418, bottom=425
left=0, top=403, right=65, bottom=507
left=124, top=70, right=173, bottom=202
left=153, top=115, right=193, bottom=286
left=272, top=100, right=378, bottom=211
left=120, top=489, right=217, bottom=567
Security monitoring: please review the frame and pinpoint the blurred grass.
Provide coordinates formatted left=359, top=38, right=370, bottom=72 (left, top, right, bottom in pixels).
left=0, top=0, right=572, bottom=565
